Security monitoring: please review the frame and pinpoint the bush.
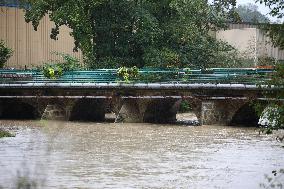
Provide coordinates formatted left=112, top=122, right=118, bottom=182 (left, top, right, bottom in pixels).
left=0, top=40, right=13, bottom=68
left=179, top=100, right=192, bottom=113
left=117, top=66, right=139, bottom=82
left=43, top=63, right=63, bottom=79
left=42, top=52, right=82, bottom=79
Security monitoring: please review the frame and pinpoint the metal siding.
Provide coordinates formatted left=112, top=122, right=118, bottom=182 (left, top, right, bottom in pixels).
left=219, top=23, right=284, bottom=61
left=0, top=7, right=82, bottom=69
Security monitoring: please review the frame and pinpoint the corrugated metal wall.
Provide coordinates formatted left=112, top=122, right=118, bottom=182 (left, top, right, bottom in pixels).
left=256, top=29, right=284, bottom=60
left=0, top=6, right=82, bottom=69
left=217, top=23, right=284, bottom=60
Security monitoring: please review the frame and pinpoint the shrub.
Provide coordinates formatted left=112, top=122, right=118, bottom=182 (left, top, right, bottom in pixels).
left=42, top=52, right=82, bottom=79
left=42, top=63, right=63, bottom=79
left=0, top=40, right=13, bottom=68
left=179, top=100, right=192, bottom=113
left=117, top=66, right=139, bottom=82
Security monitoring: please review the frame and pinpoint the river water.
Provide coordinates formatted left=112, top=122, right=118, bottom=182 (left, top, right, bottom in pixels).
left=0, top=117, right=284, bottom=189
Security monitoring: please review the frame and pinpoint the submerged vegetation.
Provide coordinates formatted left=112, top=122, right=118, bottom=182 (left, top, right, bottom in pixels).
left=0, top=129, right=14, bottom=138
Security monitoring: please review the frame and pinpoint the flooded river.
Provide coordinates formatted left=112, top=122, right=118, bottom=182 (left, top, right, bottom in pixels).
left=0, top=118, right=284, bottom=189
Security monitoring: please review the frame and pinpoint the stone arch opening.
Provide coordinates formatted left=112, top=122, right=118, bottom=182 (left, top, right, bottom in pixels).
left=143, top=99, right=181, bottom=123
left=230, top=103, right=259, bottom=126
left=69, top=99, right=106, bottom=122
left=176, top=99, right=201, bottom=125
left=0, top=99, right=39, bottom=120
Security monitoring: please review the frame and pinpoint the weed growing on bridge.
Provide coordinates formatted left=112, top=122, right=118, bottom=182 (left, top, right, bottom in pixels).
left=117, top=66, right=139, bottom=82
left=42, top=53, right=82, bottom=79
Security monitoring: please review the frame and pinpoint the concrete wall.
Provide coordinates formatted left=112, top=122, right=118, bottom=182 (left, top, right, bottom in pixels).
left=0, top=6, right=82, bottom=69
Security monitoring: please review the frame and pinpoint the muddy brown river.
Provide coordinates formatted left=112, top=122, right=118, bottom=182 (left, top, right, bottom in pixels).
left=0, top=118, right=284, bottom=188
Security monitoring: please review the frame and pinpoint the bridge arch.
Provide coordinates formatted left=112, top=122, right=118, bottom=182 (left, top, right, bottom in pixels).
left=143, top=99, right=180, bottom=123
left=230, top=102, right=260, bottom=126
left=0, top=99, right=40, bottom=119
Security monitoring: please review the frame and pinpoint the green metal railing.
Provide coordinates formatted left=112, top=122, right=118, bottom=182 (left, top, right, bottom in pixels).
left=0, top=68, right=275, bottom=85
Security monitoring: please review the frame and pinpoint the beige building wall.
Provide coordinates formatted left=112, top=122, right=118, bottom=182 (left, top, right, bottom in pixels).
left=0, top=6, right=82, bottom=69
left=217, top=25, right=284, bottom=61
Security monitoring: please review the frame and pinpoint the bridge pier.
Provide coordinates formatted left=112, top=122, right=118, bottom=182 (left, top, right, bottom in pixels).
left=41, top=103, right=72, bottom=121
left=200, top=99, right=247, bottom=125
left=115, top=99, right=149, bottom=123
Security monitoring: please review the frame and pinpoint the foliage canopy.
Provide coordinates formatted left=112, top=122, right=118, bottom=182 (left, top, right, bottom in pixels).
left=23, top=0, right=238, bottom=69
left=236, top=3, right=270, bottom=23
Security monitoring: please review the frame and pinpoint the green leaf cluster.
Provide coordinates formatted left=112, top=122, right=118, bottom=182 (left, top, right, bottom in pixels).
left=256, top=0, right=284, bottom=19
left=236, top=3, right=270, bottom=23
left=42, top=52, right=81, bottom=79
left=43, top=64, right=63, bottom=79
left=257, top=63, right=284, bottom=133
left=117, top=66, right=139, bottom=82
left=23, top=0, right=238, bottom=69
left=0, top=40, right=13, bottom=68
left=0, top=129, right=15, bottom=138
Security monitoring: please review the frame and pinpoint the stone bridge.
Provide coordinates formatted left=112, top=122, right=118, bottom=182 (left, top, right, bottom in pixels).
left=0, top=82, right=272, bottom=126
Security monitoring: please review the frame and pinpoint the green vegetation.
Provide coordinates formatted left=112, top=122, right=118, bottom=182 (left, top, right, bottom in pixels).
left=179, top=100, right=192, bottom=113
left=0, top=40, right=13, bottom=68
left=236, top=3, right=270, bottom=23
left=42, top=52, right=82, bottom=79
left=257, top=0, right=284, bottom=50
left=117, top=66, right=139, bottom=82
left=256, top=63, right=284, bottom=134
left=0, top=129, right=14, bottom=138
left=23, top=0, right=239, bottom=69
left=256, top=0, right=283, bottom=19
left=254, top=0, right=284, bottom=133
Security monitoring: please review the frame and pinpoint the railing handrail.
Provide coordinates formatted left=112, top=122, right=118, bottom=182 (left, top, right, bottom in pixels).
left=0, top=68, right=275, bottom=85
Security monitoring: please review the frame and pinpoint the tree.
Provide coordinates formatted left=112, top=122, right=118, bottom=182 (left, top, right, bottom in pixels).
left=256, top=0, right=284, bottom=50
left=22, top=0, right=238, bottom=69
left=236, top=3, right=270, bottom=23
left=255, top=0, right=284, bottom=131
left=256, top=0, right=284, bottom=19
left=0, top=40, right=13, bottom=68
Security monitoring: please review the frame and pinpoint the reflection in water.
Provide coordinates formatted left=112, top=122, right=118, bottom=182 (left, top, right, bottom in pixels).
left=0, top=120, right=283, bottom=189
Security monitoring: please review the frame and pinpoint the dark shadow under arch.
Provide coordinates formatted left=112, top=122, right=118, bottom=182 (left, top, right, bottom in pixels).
left=230, top=103, right=259, bottom=126
left=143, top=99, right=179, bottom=123
left=0, top=100, right=39, bottom=120
left=69, top=99, right=106, bottom=122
